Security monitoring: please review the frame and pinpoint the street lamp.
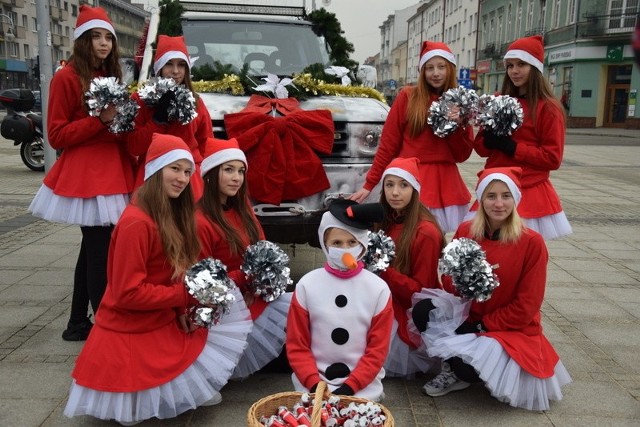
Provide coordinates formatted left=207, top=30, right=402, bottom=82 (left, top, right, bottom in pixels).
left=0, top=13, right=15, bottom=60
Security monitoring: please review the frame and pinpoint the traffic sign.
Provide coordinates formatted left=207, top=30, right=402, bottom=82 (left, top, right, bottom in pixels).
left=458, top=79, right=472, bottom=89
left=459, top=67, right=470, bottom=80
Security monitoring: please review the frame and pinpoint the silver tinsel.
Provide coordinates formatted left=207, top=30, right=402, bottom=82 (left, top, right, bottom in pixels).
left=137, top=76, right=198, bottom=125
left=184, top=258, right=236, bottom=327
left=438, top=237, right=500, bottom=302
left=85, top=76, right=139, bottom=133
left=428, top=86, right=479, bottom=138
left=241, top=240, right=292, bottom=302
left=363, top=230, right=396, bottom=274
left=475, top=94, right=524, bottom=136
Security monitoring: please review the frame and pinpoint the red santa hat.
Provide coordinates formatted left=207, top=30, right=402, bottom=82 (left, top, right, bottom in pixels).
left=144, top=133, right=194, bottom=181
left=475, top=167, right=523, bottom=206
left=503, top=35, right=545, bottom=73
left=418, top=41, right=456, bottom=70
left=200, top=137, right=247, bottom=177
left=73, top=4, right=116, bottom=40
left=154, top=35, right=191, bottom=75
left=382, top=157, right=421, bottom=193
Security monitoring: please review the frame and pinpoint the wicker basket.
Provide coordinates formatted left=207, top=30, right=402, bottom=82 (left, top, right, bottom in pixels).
left=247, top=381, right=394, bottom=426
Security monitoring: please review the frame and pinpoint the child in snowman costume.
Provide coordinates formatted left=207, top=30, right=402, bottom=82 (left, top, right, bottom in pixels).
left=286, top=199, right=394, bottom=401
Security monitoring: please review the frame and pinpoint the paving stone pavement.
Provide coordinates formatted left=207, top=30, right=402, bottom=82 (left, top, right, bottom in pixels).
left=0, top=129, right=638, bottom=427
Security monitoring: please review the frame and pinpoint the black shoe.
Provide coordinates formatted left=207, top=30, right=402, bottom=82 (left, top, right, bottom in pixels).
left=62, top=320, right=93, bottom=341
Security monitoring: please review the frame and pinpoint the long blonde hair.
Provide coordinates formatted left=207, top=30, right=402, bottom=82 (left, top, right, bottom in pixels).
left=377, top=187, right=445, bottom=275
left=406, top=60, right=457, bottom=137
left=136, top=171, right=200, bottom=279
left=469, top=180, right=524, bottom=243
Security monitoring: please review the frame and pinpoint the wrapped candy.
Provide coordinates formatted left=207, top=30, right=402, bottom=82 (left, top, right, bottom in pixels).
left=438, top=237, right=500, bottom=302
left=475, top=94, right=524, bottom=136
left=85, top=76, right=139, bottom=133
left=136, top=76, right=198, bottom=124
left=362, top=230, right=395, bottom=274
left=428, top=86, right=479, bottom=138
left=241, top=240, right=292, bottom=302
left=184, top=258, right=236, bottom=327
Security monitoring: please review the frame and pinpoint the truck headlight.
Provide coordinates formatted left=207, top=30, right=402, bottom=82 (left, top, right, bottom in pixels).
left=350, top=123, right=383, bottom=156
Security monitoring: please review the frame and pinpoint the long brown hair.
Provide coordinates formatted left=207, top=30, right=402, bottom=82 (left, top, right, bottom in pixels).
left=377, top=187, right=445, bottom=275
left=72, top=30, right=122, bottom=95
left=406, top=60, right=457, bottom=137
left=500, top=66, right=565, bottom=123
left=198, top=165, right=260, bottom=255
left=136, top=171, right=200, bottom=279
left=469, top=180, right=524, bottom=243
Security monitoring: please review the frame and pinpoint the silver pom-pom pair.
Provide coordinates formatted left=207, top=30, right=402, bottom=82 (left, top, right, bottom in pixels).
left=475, top=94, right=524, bottom=136
left=137, top=77, right=198, bottom=125
left=428, top=86, right=479, bottom=138
left=439, top=237, right=499, bottom=302
left=85, top=77, right=139, bottom=133
left=363, top=230, right=396, bottom=274
left=184, top=258, right=236, bottom=327
left=241, top=240, right=292, bottom=302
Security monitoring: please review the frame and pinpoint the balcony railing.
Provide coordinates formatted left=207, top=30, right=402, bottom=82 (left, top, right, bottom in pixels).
left=579, top=12, right=638, bottom=37
left=0, top=0, right=25, bottom=8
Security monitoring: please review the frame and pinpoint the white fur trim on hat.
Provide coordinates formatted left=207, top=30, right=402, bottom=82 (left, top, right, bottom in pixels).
left=73, top=19, right=116, bottom=40
left=419, top=48, right=456, bottom=70
left=200, top=148, right=247, bottom=177
left=504, top=49, right=543, bottom=73
left=383, top=167, right=421, bottom=193
left=476, top=172, right=522, bottom=206
left=153, top=51, right=191, bottom=75
left=144, top=149, right=194, bottom=181
left=318, top=211, right=369, bottom=261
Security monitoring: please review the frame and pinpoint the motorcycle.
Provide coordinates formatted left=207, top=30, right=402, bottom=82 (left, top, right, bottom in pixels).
left=0, top=88, right=45, bottom=172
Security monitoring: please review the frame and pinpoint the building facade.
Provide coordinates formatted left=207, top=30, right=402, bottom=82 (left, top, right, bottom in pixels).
left=0, top=0, right=147, bottom=91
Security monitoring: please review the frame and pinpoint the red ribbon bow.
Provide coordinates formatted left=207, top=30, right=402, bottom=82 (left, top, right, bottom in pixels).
left=240, top=94, right=302, bottom=115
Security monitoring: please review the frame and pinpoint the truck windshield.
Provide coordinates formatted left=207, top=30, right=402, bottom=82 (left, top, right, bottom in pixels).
left=182, top=19, right=331, bottom=76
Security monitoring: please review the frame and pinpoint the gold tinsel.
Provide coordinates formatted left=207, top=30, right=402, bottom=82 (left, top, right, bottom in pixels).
left=192, top=74, right=245, bottom=96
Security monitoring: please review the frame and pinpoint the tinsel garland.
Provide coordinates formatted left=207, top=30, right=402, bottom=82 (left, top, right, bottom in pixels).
left=475, top=94, right=524, bottom=136
left=85, top=76, right=139, bottom=133
left=240, top=240, right=292, bottom=302
left=438, top=237, right=500, bottom=302
left=184, top=258, right=236, bottom=327
left=362, top=230, right=396, bottom=274
left=428, top=86, right=479, bottom=138
left=137, top=77, right=198, bottom=124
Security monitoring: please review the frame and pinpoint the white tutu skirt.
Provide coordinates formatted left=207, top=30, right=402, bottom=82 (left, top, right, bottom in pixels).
left=429, top=204, right=470, bottom=234
left=29, top=184, right=129, bottom=227
left=232, top=292, right=292, bottom=379
left=462, top=210, right=572, bottom=241
left=384, top=319, right=437, bottom=379
left=63, top=288, right=252, bottom=423
left=415, top=288, right=572, bottom=411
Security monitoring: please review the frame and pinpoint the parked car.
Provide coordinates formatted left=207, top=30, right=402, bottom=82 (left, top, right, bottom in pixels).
left=31, top=90, right=41, bottom=112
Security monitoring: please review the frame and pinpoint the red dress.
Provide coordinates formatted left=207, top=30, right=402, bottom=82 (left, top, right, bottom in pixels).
left=364, top=87, right=473, bottom=231
left=127, top=92, right=212, bottom=199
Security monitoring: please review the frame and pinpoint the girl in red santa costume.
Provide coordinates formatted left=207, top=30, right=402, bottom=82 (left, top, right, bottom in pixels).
left=29, top=5, right=134, bottom=341
left=196, top=137, right=292, bottom=379
left=287, top=199, right=393, bottom=401
left=127, top=35, right=213, bottom=199
left=375, top=157, right=445, bottom=378
left=63, top=133, right=251, bottom=425
left=351, top=41, right=473, bottom=233
left=471, top=35, right=572, bottom=240
left=412, top=167, right=571, bottom=410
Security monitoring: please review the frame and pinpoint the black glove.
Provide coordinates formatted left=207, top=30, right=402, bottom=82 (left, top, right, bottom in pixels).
left=309, top=382, right=318, bottom=393
left=152, top=90, right=175, bottom=123
left=332, top=384, right=354, bottom=396
left=483, top=130, right=516, bottom=156
left=455, top=320, right=484, bottom=335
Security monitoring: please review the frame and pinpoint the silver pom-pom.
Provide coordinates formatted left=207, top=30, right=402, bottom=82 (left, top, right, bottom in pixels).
left=363, top=230, right=396, bottom=274
left=439, top=237, right=500, bottom=302
left=85, top=76, right=139, bottom=134
left=184, top=258, right=236, bottom=327
left=428, top=86, right=479, bottom=138
left=137, top=76, right=197, bottom=125
left=475, top=94, right=524, bottom=136
left=241, top=240, right=292, bottom=302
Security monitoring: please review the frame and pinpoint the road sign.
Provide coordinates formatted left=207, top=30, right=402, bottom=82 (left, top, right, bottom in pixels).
left=388, top=79, right=397, bottom=90
left=458, top=79, right=472, bottom=89
left=459, top=67, right=470, bottom=80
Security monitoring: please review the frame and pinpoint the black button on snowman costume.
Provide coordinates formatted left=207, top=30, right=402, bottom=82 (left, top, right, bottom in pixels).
left=286, top=200, right=394, bottom=401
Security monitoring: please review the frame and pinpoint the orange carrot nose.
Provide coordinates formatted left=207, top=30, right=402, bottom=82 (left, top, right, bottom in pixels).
left=342, top=252, right=358, bottom=270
